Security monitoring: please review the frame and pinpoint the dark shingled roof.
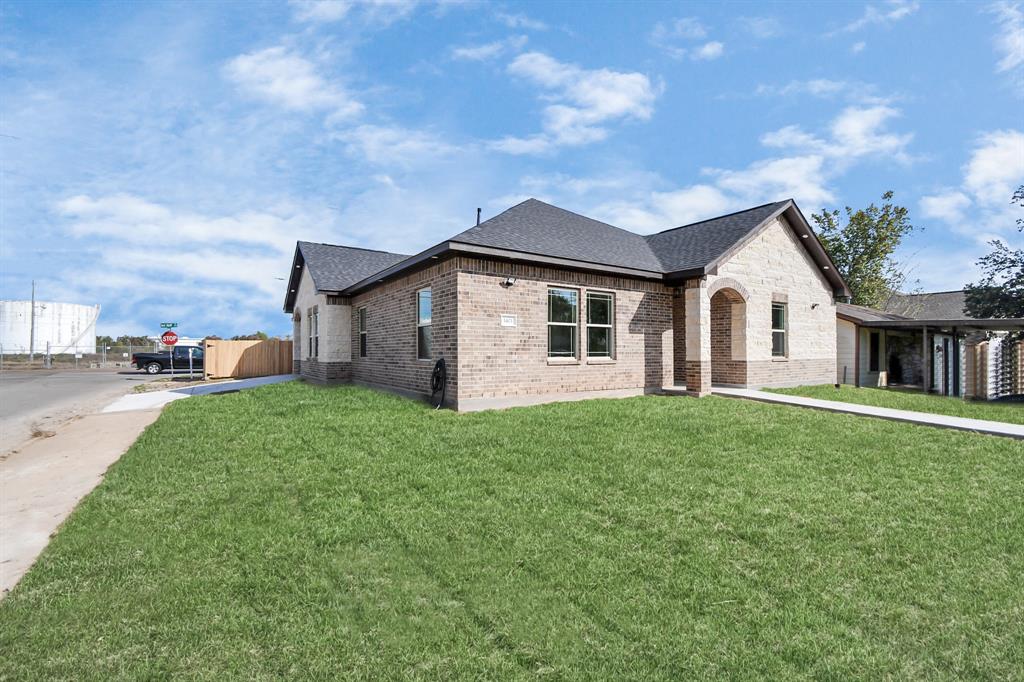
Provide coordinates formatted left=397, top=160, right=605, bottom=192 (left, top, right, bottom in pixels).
left=644, top=201, right=790, bottom=274
left=298, top=241, right=408, bottom=292
left=837, top=302, right=911, bottom=324
left=284, top=197, right=850, bottom=311
left=883, top=291, right=970, bottom=320
left=448, top=199, right=664, bottom=273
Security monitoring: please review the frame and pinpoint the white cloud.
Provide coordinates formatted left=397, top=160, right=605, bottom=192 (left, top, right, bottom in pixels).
left=737, top=16, right=783, bottom=39
left=57, top=194, right=304, bottom=255
left=963, top=129, right=1024, bottom=206
left=450, top=35, right=527, bottom=61
left=830, top=0, right=919, bottom=35
left=851, top=40, right=867, bottom=53
left=495, top=11, right=548, bottom=31
left=650, top=17, right=725, bottom=60
left=495, top=52, right=661, bottom=154
left=920, top=191, right=971, bottom=223
left=652, top=17, right=707, bottom=42
left=919, top=129, right=1024, bottom=243
left=333, top=124, right=459, bottom=167
left=223, top=46, right=362, bottom=118
left=290, top=0, right=352, bottom=22
left=580, top=105, right=915, bottom=233
left=692, top=41, right=725, bottom=60
left=754, top=78, right=888, bottom=103
left=488, top=134, right=551, bottom=155
left=829, top=105, right=913, bottom=160
left=756, top=79, right=849, bottom=98
left=758, top=105, right=913, bottom=163
left=988, top=2, right=1024, bottom=87
left=290, top=0, right=419, bottom=25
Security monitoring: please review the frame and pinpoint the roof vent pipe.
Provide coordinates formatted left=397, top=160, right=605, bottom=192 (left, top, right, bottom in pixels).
left=476, top=207, right=481, bottom=226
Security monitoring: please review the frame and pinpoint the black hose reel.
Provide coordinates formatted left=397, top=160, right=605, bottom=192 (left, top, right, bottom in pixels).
left=430, top=357, right=447, bottom=409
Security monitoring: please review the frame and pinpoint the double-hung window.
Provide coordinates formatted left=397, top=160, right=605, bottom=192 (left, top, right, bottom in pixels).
left=358, top=307, right=367, bottom=358
left=586, top=291, right=614, bottom=357
left=771, top=302, right=787, bottom=357
left=547, top=288, right=578, bottom=358
left=308, top=306, right=319, bottom=358
left=416, top=288, right=432, bottom=360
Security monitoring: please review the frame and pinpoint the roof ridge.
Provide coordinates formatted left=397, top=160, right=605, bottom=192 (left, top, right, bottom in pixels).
left=646, top=199, right=790, bottom=238
left=470, top=197, right=644, bottom=240
left=300, top=240, right=409, bottom=257
left=891, top=289, right=965, bottom=297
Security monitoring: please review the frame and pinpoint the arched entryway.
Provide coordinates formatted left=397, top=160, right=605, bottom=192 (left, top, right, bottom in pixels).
left=709, top=286, right=747, bottom=386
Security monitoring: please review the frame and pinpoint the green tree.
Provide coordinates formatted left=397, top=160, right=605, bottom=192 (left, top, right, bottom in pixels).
left=116, top=335, right=149, bottom=346
left=964, top=185, right=1024, bottom=321
left=230, top=331, right=269, bottom=341
left=812, top=191, right=917, bottom=308
left=96, top=335, right=114, bottom=347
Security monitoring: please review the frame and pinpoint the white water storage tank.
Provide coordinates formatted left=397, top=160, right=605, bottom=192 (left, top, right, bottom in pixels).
left=0, top=300, right=100, bottom=355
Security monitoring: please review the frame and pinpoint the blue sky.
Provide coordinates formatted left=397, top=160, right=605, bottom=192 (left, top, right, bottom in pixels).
left=2, top=0, right=1022, bottom=338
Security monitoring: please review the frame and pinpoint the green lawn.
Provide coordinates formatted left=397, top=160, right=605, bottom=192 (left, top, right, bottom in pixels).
left=768, top=384, right=1024, bottom=425
left=2, top=383, right=1023, bottom=680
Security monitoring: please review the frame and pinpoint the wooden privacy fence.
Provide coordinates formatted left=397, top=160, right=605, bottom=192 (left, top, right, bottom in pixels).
left=204, top=339, right=293, bottom=379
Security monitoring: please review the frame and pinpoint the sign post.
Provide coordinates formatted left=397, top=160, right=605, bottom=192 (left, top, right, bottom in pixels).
left=161, top=329, right=178, bottom=375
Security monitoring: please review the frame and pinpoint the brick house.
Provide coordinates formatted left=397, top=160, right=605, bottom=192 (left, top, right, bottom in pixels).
left=283, top=198, right=851, bottom=410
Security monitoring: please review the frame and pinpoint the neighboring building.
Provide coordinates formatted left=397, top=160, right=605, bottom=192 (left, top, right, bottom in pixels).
left=0, top=300, right=99, bottom=355
left=836, top=291, right=1024, bottom=398
left=283, top=198, right=850, bottom=410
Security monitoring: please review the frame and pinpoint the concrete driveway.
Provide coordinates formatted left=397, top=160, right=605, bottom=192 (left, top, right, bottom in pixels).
left=0, top=369, right=152, bottom=455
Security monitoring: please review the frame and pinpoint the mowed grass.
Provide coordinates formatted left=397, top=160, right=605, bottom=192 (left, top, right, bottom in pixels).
left=2, top=383, right=1023, bottom=680
left=769, top=384, right=1024, bottom=425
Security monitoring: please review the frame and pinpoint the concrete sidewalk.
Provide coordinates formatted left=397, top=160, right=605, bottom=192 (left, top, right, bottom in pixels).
left=3, top=373, right=298, bottom=595
left=102, top=374, right=297, bottom=413
left=714, top=387, right=1024, bottom=440
left=1, top=409, right=162, bottom=593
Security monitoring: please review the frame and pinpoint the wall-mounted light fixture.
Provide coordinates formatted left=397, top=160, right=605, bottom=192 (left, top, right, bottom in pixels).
left=811, top=303, right=819, bottom=309
left=501, top=276, right=517, bottom=288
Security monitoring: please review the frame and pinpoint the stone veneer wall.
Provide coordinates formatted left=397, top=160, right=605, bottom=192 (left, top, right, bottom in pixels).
left=455, top=257, right=673, bottom=403
left=348, top=259, right=458, bottom=404
left=706, top=216, right=838, bottom=388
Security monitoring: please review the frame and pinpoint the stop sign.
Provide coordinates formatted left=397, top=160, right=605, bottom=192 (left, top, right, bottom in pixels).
left=161, top=330, right=178, bottom=346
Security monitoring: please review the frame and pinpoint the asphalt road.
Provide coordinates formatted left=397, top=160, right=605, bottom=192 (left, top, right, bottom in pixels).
left=0, top=369, right=153, bottom=454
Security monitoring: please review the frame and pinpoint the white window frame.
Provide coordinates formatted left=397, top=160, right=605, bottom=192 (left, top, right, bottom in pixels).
left=771, top=302, right=787, bottom=358
left=585, top=291, right=615, bottom=358
left=416, top=288, right=432, bottom=361
left=547, top=287, right=579, bottom=359
left=358, top=307, right=367, bottom=358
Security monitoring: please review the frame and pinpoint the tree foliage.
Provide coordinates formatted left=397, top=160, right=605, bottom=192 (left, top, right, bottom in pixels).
left=812, top=191, right=916, bottom=308
left=230, top=331, right=269, bottom=341
left=964, top=185, right=1024, bottom=321
left=116, top=335, right=150, bottom=346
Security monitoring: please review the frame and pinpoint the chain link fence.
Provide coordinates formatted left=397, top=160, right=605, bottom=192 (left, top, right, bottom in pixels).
left=0, top=344, right=163, bottom=371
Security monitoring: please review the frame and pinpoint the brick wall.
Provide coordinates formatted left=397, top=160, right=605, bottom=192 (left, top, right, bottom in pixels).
left=349, top=260, right=458, bottom=404
left=299, top=358, right=351, bottom=383
left=710, top=290, right=746, bottom=385
left=672, top=289, right=686, bottom=384
left=455, top=258, right=673, bottom=403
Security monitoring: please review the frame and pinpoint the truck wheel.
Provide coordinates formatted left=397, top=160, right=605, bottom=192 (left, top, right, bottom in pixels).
left=145, top=362, right=163, bottom=375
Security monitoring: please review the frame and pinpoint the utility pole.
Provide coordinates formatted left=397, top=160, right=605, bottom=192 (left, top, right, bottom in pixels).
left=28, top=280, right=36, bottom=363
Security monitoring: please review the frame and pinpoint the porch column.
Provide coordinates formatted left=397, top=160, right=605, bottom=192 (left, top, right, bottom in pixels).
left=952, top=328, right=960, bottom=398
left=684, top=279, right=712, bottom=396
left=921, top=326, right=929, bottom=394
